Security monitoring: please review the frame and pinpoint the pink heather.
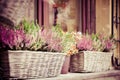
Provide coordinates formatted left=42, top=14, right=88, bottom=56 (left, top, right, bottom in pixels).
left=105, top=39, right=112, bottom=50
left=0, top=25, right=26, bottom=49
left=77, top=37, right=93, bottom=51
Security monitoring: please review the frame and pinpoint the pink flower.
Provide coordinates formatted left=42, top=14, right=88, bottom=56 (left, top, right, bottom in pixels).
left=0, top=24, right=39, bottom=50
left=77, top=36, right=93, bottom=51
left=0, top=25, right=26, bottom=49
left=76, top=34, right=115, bottom=52
left=104, top=39, right=113, bottom=52
left=41, top=29, right=63, bottom=52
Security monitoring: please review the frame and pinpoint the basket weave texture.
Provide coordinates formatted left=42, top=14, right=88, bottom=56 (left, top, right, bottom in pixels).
left=0, top=50, right=65, bottom=79
left=70, top=51, right=112, bottom=72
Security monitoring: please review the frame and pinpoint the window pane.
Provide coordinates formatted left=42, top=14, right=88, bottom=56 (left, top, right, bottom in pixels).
left=49, top=0, right=80, bottom=32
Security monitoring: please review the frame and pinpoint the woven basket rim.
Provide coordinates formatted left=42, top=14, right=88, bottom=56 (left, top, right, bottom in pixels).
left=1, top=50, right=66, bottom=55
left=78, top=51, right=113, bottom=54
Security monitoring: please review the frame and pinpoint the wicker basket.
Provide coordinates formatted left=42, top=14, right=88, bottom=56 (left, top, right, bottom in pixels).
left=0, top=50, right=65, bottom=79
left=70, top=51, right=112, bottom=72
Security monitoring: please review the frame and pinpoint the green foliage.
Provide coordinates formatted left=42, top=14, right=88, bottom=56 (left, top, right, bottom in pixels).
left=20, top=20, right=44, bottom=51
left=52, top=25, right=76, bottom=53
left=22, top=20, right=40, bottom=34
left=52, top=24, right=64, bottom=37
left=61, top=32, right=76, bottom=53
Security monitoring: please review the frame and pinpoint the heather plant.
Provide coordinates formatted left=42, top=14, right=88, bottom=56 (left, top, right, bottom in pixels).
left=77, top=33, right=115, bottom=52
left=40, top=28, right=63, bottom=52
left=18, top=20, right=45, bottom=50
left=92, top=33, right=115, bottom=52
left=92, top=34, right=104, bottom=51
left=61, top=32, right=77, bottom=54
left=51, top=25, right=78, bottom=55
left=40, top=25, right=63, bottom=52
left=1, top=21, right=114, bottom=53
left=77, top=35, right=93, bottom=51
left=0, top=22, right=77, bottom=54
left=0, top=20, right=45, bottom=51
left=40, top=24, right=78, bottom=55
left=0, top=25, right=25, bottom=50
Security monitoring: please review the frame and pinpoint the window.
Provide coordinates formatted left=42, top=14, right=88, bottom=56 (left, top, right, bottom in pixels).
left=37, top=0, right=96, bottom=34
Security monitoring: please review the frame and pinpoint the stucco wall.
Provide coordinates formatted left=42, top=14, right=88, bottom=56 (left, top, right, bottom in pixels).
left=0, top=0, right=35, bottom=26
left=25, top=0, right=35, bottom=22
left=96, top=0, right=111, bottom=36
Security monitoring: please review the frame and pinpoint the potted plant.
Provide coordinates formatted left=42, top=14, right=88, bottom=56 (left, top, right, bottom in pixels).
left=50, top=25, right=78, bottom=74
left=70, top=33, right=115, bottom=72
left=0, top=20, right=66, bottom=79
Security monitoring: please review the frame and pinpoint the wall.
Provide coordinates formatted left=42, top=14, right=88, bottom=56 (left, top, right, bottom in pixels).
left=0, top=0, right=35, bottom=27
left=96, top=0, right=111, bottom=36
left=24, top=0, right=35, bottom=22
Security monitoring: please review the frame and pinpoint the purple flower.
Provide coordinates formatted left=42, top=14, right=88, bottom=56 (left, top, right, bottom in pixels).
left=0, top=25, right=26, bottom=49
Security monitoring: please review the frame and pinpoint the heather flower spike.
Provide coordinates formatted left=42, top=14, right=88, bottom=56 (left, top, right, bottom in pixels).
left=0, top=20, right=45, bottom=51
left=77, top=34, right=115, bottom=52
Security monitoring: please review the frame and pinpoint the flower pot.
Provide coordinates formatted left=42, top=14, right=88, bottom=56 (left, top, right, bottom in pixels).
left=70, top=51, right=113, bottom=72
left=0, top=50, right=65, bottom=79
left=61, top=56, right=70, bottom=74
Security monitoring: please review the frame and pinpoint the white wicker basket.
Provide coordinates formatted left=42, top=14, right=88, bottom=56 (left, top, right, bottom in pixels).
left=70, top=51, right=112, bottom=72
left=0, top=50, right=65, bottom=79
